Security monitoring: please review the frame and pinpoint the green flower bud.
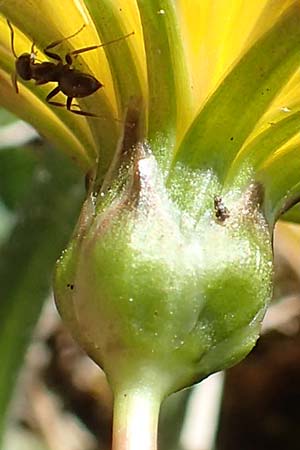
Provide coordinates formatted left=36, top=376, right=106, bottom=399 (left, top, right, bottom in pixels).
left=54, top=141, right=273, bottom=397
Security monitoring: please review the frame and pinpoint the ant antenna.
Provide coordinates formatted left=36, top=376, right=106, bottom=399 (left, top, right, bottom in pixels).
left=46, top=24, right=86, bottom=50
left=7, top=19, right=18, bottom=58
left=69, top=31, right=135, bottom=57
left=96, top=31, right=135, bottom=50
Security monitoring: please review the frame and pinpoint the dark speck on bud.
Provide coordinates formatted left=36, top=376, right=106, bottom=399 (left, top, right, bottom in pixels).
left=214, top=195, right=230, bottom=222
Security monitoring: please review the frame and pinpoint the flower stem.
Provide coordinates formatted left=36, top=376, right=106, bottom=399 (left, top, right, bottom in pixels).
left=112, top=385, right=162, bottom=450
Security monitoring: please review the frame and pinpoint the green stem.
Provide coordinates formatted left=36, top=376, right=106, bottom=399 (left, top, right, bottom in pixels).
left=112, top=386, right=162, bottom=450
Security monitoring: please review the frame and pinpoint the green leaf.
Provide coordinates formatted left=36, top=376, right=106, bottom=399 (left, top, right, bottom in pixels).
left=0, top=146, right=36, bottom=210
left=172, top=4, right=300, bottom=183
left=0, top=203, right=14, bottom=247
left=0, top=145, right=84, bottom=442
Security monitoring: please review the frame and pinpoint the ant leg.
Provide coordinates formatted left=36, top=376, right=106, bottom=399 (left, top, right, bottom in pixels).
left=66, top=96, right=99, bottom=117
left=43, top=48, right=62, bottom=62
left=11, top=72, right=19, bottom=93
left=65, top=31, right=135, bottom=65
left=46, top=89, right=96, bottom=116
left=7, top=20, right=18, bottom=59
left=44, top=24, right=86, bottom=62
left=65, top=44, right=101, bottom=65
left=46, top=86, right=66, bottom=108
left=66, top=98, right=123, bottom=122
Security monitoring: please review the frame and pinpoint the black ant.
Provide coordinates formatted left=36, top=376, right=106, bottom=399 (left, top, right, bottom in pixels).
left=7, top=20, right=134, bottom=117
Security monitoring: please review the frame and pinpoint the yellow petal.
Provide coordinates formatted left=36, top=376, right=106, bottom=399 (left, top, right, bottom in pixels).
left=177, top=0, right=297, bottom=112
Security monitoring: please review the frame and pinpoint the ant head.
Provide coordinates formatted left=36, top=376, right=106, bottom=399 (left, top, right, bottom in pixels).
left=16, top=53, right=32, bottom=80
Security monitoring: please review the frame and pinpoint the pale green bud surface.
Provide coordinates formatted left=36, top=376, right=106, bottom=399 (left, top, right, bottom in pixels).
left=54, top=141, right=273, bottom=398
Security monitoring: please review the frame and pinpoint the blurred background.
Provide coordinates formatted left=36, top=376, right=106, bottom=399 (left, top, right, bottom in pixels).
left=1, top=107, right=300, bottom=450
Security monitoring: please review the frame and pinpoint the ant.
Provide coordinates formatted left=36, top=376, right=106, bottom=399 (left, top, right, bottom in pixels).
left=7, top=20, right=134, bottom=117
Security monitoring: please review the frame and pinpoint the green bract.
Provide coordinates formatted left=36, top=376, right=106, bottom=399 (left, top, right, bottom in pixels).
left=55, top=140, right=273, bottom=397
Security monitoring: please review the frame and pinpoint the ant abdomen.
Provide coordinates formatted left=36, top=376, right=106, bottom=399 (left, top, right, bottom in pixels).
left=59, top=71, right=102, bottom=98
